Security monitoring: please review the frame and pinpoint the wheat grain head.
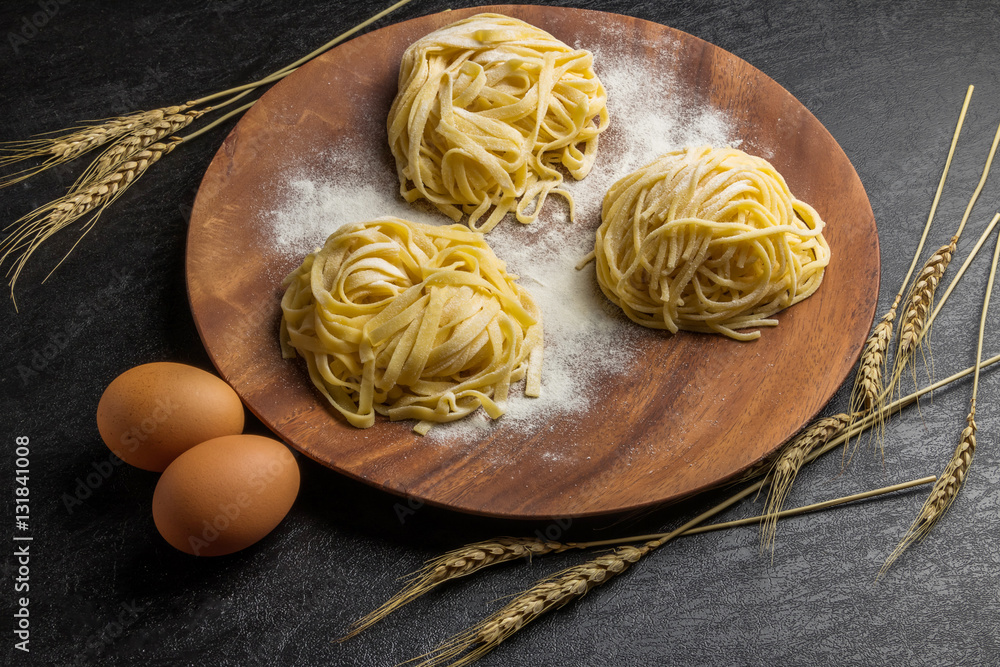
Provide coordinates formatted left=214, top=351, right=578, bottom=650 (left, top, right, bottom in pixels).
left=340, top=537, right=570, bottom=641
left=0, top=105, right=191, bottom=187
left=412, top=543, right=653, bottom=667
left=1, top=138, right=181, bottom=304
left=891, top=238, right=957, bottom=393
left=78, top=109, right=206, bottom=186
left=846, top=299, right=899, bottom=458
left=760, top=413, right=852, bottom=552
left=880, top=410, right=976, bottom=577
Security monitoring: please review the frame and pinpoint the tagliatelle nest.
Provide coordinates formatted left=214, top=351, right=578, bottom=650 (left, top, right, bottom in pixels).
left=387, top=13, right=610, bottom=232
left=588, top=146, right=831, bottom=341
left=279, top=217, right=543, bottom=433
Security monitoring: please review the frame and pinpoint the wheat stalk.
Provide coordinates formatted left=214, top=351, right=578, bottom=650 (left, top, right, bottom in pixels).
left=411, top=544, right=654, bottom=667
left=346, top=346, right=1000, bottom=642
left=760, top=413, right=852, bottom=552
left=889, top=113, right=1000, bottom=400
left=410, top=475, right=943, bottom=665
left=0, top=0, right=414, bottom=190
left=400, top=359, right=988, bottom=663
left=684, top=476, right=936, bottom=536
left=864, top=213, right=999, bottom=420
left=880, top=410, right=977, bottom=577
left=0, top=0, right=413, bottom=186
left=77, top=109, right=208, bottom=186
left=0, top=105, right=191, bottom=187
left=841, top=87, right=973, bottom=460
left=890, top=237, right=957, bottom=390
left=0, top=0, right=413, bottom=305
left=345, top=348, right=1000, bottom=660
left=881, top=224, right=1000, bottom=576
left=348, top=473, right=937, bottom=646
left=845, top=296, right=899, bottom=456
left=0, top=139, right=181, bottom=306
left=340, top=537, right=572, bottom=641
left=407, top=428, right=937, bottom=666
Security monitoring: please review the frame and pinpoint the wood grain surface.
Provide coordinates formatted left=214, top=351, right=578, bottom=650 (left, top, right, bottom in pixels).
left=186, top=5, right=879, bottom=519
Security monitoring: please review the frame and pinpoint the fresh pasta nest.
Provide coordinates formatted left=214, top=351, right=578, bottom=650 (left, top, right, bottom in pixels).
left=590, top=146, right=831, bottom=341
left=280, top=217, right=543, bottom=433
left=388, top=13, right=609, bottom=232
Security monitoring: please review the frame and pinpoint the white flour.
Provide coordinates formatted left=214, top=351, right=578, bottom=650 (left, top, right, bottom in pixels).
left=267, top=28, right=736, bottom=444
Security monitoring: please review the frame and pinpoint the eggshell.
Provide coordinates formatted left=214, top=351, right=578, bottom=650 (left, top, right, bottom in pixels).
left=152, top=434, right=300, bottom=556
left=97, top=362, right=245, bottom=471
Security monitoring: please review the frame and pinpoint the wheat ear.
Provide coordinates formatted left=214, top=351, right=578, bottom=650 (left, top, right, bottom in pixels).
left=0, top=0, right=415, bottom=190
left=889, top=237, right=957, bottom=392
left=881, top=224, right=1000, bottom=575
left=75, top=108, right=208, bottom=187
left=0, top=139, right=181, bottom=306
left=891, top=115, right=1000, bottom=398
left=927, top=214, right=1000, bottom=330
left=845, top=296, right=899, bottom=456
left=760, top=413, right=852, bottom=552
left=0, top=105, right=191, bottom=188
left=879, top=410, right=977, bottom=576
left=411, top=543, right=654, bottom=667
left=851, top=298, right=898, bottom=414
left=339, top=537, right=571, bottom=641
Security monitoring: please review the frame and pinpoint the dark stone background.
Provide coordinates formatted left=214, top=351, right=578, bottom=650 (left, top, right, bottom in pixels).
left=1, top=1, right=999, bottom=665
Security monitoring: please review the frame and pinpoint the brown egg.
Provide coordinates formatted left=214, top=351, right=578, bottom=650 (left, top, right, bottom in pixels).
left=152, top=435, right=300, bottom=556
left=96, top=362, right=245, bottom=471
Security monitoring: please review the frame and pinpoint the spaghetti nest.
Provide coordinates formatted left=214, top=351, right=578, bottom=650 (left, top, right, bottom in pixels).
left=588, top=146, right=831, bottom=341
left=280, top=217, right=543, bottom=433
left=388, top=13, right=609, bottom=233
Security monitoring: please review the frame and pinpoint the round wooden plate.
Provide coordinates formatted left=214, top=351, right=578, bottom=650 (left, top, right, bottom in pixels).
left=186, top=5, right=878, bottom=519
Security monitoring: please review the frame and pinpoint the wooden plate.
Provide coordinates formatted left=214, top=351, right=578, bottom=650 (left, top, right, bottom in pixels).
left=186, top=5, right=878, bottom=519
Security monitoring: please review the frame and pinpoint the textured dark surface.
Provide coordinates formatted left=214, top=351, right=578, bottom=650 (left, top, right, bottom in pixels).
left=1, top=1, right=999, bottom=666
